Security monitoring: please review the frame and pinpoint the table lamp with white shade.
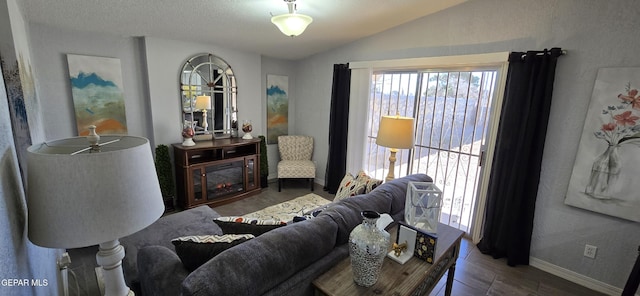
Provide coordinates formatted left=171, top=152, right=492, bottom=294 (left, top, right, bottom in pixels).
left=195, top=95, right=212, bottom=132
left=376, top=115, right=415, bottom=182
left=26, top=128, right=165, bottom=296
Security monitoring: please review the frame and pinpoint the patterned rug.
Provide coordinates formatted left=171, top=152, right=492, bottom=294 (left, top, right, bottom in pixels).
left=245, top=193, right=332, bottom=222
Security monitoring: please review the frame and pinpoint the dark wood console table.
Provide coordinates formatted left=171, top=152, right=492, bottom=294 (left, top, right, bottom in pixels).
left=173, top=138, right=261, bottom=209
left=313, top=223, right=464, bottom=296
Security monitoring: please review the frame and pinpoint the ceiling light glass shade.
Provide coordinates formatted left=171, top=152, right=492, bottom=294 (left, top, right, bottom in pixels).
left=271, top=13, right=313, bottom=37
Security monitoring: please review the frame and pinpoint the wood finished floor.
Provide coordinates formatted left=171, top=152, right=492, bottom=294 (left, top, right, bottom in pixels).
left=67, top=179, right=606, bottom=296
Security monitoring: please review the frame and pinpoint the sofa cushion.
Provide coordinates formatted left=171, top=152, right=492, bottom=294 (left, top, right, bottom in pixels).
left=137, top=245, right=190, bottom=296
left=340, top=191, right=394, bottom=216
left=172, top=234, right=255, bottom=271
left=119, top=205, right=222, bottom=285
left=181, top=214, right=338, bottom=296
left=320, top=191, right=393, bottom=245
left=263, top=244, right=350, bottom=296
left=277, top=160, right=316, bottom=178
left=213, top=217, right=287, bottom=236
left=316, top=204, right=362, bottom=245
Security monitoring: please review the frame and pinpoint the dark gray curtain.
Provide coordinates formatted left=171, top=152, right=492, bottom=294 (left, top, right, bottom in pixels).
left=477, top=48, right=564, bottom=266
left=324, top=64, right=350, bottom=193
left=622, top=246, right=640, bottom=296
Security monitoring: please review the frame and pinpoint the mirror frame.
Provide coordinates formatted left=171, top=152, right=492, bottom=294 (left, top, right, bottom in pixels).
left=180, top=53, right=237, bottom=138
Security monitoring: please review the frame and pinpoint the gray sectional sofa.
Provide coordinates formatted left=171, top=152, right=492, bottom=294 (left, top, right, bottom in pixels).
left=120, top=173, right=431, bottom=296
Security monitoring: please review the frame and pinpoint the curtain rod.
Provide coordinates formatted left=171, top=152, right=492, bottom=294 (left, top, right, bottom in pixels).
left=520, top=49, right=567, bottom=59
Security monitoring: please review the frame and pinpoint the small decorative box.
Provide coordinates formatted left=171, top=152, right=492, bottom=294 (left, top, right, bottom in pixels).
left=414, top=229, right=437, bottom=263
left=399, top=222, right=438, bottom=263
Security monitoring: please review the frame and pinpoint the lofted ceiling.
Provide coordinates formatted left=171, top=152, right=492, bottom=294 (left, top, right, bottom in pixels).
left=18, top=0, right=466, bottom=60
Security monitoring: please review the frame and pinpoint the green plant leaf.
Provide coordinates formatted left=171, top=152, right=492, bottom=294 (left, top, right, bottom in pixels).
left=155, top=144, right=175, bottom=197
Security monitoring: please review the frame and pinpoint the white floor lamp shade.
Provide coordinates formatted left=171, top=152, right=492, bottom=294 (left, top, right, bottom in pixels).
left=27, top=135, right=165, bottom=296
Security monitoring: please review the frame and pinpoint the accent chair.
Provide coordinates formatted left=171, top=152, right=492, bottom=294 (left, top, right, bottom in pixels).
left=277, top=135, right=316, bottom=192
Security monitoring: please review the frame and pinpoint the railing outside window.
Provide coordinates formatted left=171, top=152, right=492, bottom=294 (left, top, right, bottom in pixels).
left=364, top=69, right=497, bottom=232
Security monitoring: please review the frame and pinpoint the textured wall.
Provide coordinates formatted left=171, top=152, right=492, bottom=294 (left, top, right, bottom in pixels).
left=294, top=0, right=640, bottom=290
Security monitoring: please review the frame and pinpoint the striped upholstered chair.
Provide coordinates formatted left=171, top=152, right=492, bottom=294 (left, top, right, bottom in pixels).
left=277, top=135, right=316, bottom=192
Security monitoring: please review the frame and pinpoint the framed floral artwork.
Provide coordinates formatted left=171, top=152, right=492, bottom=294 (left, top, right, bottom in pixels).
left=565, top=67, right=640, bottom=222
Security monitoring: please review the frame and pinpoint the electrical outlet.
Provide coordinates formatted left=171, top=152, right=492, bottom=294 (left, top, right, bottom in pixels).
left=584, top=244, right=597, bottom=259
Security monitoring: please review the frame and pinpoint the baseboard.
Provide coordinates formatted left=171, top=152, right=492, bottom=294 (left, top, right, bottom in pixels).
left=529, top=257, right=626, bottom=296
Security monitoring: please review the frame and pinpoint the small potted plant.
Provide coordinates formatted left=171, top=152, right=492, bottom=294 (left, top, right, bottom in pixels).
left=155, top=144, right=176, bottom=212
left=259, top=135, right=269, bottom=188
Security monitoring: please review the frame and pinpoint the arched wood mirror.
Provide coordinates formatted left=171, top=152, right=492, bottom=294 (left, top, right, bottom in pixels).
left=180, top=53, right=237, bottom=138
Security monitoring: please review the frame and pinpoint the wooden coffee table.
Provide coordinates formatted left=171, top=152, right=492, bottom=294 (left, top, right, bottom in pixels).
left=313, top=223, right=464, bottom=296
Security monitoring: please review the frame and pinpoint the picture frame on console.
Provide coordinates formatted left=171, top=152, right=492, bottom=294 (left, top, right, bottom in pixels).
left=388, top=222, right=438, bottom=265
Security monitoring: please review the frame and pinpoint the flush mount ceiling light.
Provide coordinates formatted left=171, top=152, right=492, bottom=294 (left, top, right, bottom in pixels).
left=271, top=0, right=313, bottom=37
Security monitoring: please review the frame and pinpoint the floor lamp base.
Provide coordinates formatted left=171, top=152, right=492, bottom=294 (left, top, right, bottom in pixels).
left=95, top=268, right=134, bottom=296
left=95, top=240, right=134, bottom=296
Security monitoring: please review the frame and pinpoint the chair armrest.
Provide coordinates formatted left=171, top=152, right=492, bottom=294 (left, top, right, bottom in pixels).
left=137, top=245, right=189, bottom=296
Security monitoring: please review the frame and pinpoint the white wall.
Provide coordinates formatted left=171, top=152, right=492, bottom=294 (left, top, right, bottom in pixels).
left=28, top=24, right=150, bottom=141
left=294, top=0, right=640, bottom=291
left=144, top=37, right=263, bottom=147
left=27, top=29, right=264, bottom=147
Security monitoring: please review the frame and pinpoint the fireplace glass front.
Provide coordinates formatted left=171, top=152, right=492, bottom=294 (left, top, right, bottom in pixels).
left=192, top=159, right=244, bottom=201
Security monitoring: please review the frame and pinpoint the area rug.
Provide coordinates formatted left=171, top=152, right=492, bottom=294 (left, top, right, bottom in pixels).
left=245, top=193, right=332, bottom=222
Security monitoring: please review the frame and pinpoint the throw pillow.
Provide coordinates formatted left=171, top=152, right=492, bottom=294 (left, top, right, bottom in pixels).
left=355, top=170, right=382, bottom=193
left=213, top=217, right=287, bottom=236
left=334, top=173, right=366, bottom=202
left=365, top=177, right=383, bottom=193
left=171, top=234, right=254, bottom=271
left=355, top=170, right=370, bottom=181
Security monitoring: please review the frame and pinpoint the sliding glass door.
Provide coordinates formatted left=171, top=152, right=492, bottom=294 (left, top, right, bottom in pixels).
left=363, top=68, right=499, bottom=234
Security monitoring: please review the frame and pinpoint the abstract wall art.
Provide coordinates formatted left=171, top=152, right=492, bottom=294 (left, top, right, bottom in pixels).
left=565, top=67, right=640, bottom=222
left=67, top=54, right=128, bottom=136
left=266, top=74, right=289, bottom=144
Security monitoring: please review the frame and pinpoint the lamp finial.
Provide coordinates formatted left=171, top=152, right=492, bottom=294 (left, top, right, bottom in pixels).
left=87, top=125, right=101, bottom=152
